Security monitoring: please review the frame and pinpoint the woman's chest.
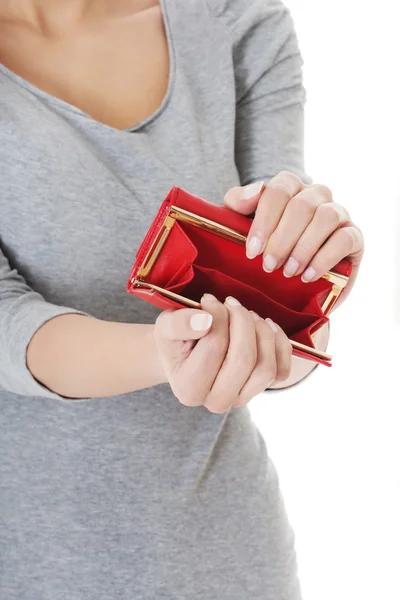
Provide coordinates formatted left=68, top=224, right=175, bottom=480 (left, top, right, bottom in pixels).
left=0, top=3, right=169, bottom=131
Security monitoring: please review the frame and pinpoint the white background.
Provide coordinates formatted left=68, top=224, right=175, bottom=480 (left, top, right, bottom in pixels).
left=249, top=2, right=400, bottom=599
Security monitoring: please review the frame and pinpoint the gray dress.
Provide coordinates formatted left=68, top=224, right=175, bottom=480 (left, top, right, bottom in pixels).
left=0, top=0, right=310, bottom=598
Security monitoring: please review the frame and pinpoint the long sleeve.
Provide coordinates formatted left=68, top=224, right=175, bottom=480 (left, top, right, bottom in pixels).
left=207, top=0, right=312, bottom=185
left=0, top=244, right=87, bottom=398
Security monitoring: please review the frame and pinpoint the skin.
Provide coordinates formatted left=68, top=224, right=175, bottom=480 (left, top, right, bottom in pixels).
left=0, top=0, right=364, bottom=411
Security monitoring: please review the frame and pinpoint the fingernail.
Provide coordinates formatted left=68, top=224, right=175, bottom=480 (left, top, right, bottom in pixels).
left=190, top=312, right=213, bottom=331
left=242, top=181, right=264, bottom=200
left=225, top=296, right=241, bottom=306
left=246, top=236, right=263, bottom=259
left=251, top=311, right=262, bottom=321
left=266, top=318, right=278, bottom=333
left=263, top=255, right=277, bottom=272
left=302, top=267, right=316, bottom=283
left=284, top=257, right=299, bottom=278
left=202, top=293, right=217, bottom=302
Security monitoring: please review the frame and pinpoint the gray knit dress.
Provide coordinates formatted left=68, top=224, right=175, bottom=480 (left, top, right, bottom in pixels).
left=0, top=0, right=310, bottom=598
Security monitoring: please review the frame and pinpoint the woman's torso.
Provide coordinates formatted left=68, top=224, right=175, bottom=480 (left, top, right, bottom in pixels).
left=0, top=1, right=299, bottom=597
left=0, top=0, right=238, bottom=324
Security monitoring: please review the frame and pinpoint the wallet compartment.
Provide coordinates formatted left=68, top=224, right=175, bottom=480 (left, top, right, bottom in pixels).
left=169, top=264, right=322, bottom=338
left=177, top=221, right=333, bottom=315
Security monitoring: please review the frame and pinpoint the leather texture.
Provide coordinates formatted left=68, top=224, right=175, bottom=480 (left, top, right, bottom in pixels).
left=127, top=187, right=353, bottom=366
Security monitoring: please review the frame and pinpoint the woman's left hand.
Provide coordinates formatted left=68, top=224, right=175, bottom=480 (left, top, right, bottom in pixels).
left=224, top=171, right=364, bottom=306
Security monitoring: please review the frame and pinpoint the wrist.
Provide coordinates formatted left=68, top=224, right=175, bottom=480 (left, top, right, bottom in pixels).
left=145, top=324, right=168, bottom=386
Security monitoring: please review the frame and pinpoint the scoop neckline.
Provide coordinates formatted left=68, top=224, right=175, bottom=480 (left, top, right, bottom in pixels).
left=0, top=0, right=176, bottom=134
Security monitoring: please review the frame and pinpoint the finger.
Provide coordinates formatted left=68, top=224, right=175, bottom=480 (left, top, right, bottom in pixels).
left=265, top=319, right=292, bottom=382
left=155, top=307, right=213, bottom=341
left=233, top=314, right=277, bottom=407
left=203, top=296, right=257, bottom=414
left=246, top=171, right=304, bottom=260
left=282, top=202, right=351, bottom=278
left=177, top=294, right=230, bottom=406
left=301, top=225, right=364, bottom=283
left=262, top=184, right=333, bottom=274
left=223, top=181, right=265, bottom=215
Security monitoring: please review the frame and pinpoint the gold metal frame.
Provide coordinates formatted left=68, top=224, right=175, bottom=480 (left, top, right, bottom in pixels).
left=132, top=206, right=349, bottom=362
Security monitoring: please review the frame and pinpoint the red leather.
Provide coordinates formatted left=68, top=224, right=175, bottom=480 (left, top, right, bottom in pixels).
left=127, top=187, right=353, bottom=367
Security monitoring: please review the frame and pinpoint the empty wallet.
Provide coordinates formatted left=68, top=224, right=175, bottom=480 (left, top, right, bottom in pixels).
left=127, top=186, right=352, bottom=367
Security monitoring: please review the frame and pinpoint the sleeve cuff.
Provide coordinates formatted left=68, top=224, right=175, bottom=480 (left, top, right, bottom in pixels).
left=1, top=297, right=89, bottom=399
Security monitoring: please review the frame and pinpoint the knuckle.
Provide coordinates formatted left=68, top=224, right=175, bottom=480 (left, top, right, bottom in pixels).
left=313, top=183, right=333, bottom=201
left=171, top=382, right=196, bottom=406
left=277, top=170, right=303, bottom=187
left=339, top=227, right=355, bottom=251
left=204, top=397, right=231, bottom=414
left=354, top=225, right=364, bottom=246
left=177, top=391, right=203, bottom=408
left=291, top=192, right=317, bottom=217
left=340, top=211, right=351, bottom=227
left=267, top=181, right=292, bottom=202
left=276, top=360, right=292, bottom=382
left=175, top=395, right=192, bottom=407
left=268, top=171, right=302, bottom=199
left=347, top=222, right=362, bottom=244
left=316, top=202, right=342, bottom=227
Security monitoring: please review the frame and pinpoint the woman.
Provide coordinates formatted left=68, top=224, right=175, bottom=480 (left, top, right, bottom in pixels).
left=0, top=0, right=363, bottom=598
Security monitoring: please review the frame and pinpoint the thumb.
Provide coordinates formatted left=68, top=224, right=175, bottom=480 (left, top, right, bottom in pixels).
left=155, top=307, right=213, bottom=342
left=223, top=180, right=265, bottom=215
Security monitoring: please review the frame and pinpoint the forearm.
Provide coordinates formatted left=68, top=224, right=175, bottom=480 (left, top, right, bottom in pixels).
left=269, top=321, right=329, bottom=390
left=27, top=314, right=167, bottom=399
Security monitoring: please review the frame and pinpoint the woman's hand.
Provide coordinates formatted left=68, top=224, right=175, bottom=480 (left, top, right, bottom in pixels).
left=154, top=294, right=292, bottom=413
left=224, top=171, right=364, bottom=306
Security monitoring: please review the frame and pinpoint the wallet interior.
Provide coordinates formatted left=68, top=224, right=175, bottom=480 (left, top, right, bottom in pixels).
left=145, top=220, right=334, bottom=348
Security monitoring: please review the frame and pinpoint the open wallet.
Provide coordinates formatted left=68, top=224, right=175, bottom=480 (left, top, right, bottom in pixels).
left=127, top=187, right=353, bottom=367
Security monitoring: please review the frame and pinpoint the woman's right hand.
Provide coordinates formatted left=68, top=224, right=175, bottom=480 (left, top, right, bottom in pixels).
left=154, top=293, right=292, bottom=413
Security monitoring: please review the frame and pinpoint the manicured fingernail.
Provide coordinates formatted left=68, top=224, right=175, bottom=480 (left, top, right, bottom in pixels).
left=263, top=255, right=277, bottom=272
left=246, top=236, right=263, bottom=259
left=225, top=296, right=241, bottom=306
left=284, top=257, right=299, bottom=278
left=302, top=267, right=316, bottom=282
left=202, top=293, right=217, bottom=302
left=190, top=312, right=213, bottom=331
left=242, top=181, right=264, bottom=200
left=266, top=318, right=278, bottom=333
left=251, top=311, right=262, bottom=321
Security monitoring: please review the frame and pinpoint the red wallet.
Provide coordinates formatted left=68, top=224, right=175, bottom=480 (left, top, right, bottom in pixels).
left=127, top=187, right=352, bottom=367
